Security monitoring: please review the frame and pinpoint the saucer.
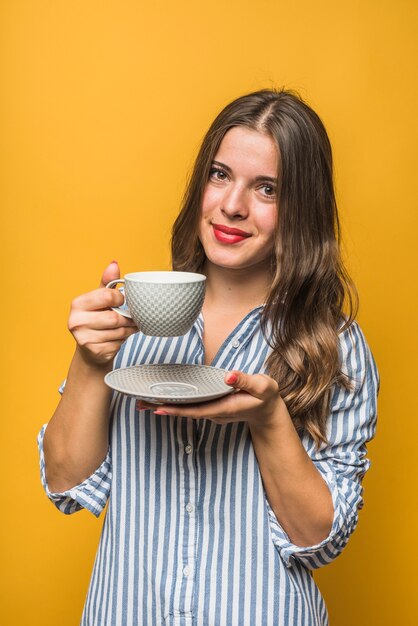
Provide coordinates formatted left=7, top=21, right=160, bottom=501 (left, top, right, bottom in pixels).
left=104, top=364, right=234, bottom=404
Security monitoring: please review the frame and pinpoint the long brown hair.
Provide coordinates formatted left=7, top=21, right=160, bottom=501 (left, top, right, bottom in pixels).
left=171, top=89, right=357, bottom=445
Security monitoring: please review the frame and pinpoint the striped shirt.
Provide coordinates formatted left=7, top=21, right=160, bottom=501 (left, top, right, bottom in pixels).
left=38, top=308, right=379, bottom=625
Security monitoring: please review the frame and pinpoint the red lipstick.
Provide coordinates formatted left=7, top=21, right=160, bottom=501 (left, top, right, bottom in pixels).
left=211, top=223, right=251, bottom=244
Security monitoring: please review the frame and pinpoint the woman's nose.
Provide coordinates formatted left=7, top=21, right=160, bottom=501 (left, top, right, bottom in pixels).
left=221, top=185, right=249, bottom=220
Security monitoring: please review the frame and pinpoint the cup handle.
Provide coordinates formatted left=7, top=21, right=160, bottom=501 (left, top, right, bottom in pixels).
left=105, top=279, right=132, bottom=319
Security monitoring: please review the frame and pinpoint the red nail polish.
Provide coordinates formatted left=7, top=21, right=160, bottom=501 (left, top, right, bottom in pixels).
left=154, top=410, right=169, bottom=415
left=226, top=373, right=238, bottom=384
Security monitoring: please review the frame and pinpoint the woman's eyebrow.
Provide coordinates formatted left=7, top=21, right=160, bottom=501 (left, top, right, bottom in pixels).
left=213, top=160, right=277, bottom=183
left=212, top=160, right=232, bottom=173
left=253, top=175, right=277, bottom=184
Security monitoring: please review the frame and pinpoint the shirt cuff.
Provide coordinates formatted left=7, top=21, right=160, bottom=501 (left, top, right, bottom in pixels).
left=266, top=464, right=352, bottom=570
left=37, top=424, right=112, bottom=517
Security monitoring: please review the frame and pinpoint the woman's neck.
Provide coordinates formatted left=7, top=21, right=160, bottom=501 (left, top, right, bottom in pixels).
left=202, top=260, right=272, bottom=313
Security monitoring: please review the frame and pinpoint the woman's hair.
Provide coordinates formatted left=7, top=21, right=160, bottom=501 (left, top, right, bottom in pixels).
left=171, top=88, right=357, bottom=446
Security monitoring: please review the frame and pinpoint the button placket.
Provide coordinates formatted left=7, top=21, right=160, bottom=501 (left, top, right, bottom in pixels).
left=176, top=418, right=198, bottom=614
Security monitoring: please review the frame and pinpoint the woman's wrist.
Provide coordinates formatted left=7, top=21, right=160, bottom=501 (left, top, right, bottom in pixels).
left=74, top=345, right=114, bottom=374
left=249, top=393, right=292, bottom=434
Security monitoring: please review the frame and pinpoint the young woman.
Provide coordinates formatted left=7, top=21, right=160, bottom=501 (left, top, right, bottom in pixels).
left=39, top=89, right=379, bottom=625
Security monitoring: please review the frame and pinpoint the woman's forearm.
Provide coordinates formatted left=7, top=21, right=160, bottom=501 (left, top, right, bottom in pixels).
left=249, top=399, right=334, bottom=547
left=42, top=347, right=113, bottom=493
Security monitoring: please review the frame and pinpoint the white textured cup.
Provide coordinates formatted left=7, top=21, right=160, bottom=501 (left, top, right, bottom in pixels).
left=106, top=271, right=206, bottom=337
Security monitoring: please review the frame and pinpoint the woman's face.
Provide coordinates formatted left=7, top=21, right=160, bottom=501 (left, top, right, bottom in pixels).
left=199, top=126, right=279, bottom=274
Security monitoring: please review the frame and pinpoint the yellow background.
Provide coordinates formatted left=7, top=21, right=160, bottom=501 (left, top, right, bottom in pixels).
left=1, top=1, right=417, bottom=624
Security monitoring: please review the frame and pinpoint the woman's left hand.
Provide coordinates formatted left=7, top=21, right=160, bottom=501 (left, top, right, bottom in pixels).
left=136, top=371, right=287, bottom=428
left=138, top=371, right=334, bottom=545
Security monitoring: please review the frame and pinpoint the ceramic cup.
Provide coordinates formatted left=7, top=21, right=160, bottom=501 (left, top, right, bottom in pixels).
left=106, top=271, right=206, bottom=336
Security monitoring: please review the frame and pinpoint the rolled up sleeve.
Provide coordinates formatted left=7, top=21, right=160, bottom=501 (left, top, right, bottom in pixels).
left=37, top=424, right=112, bottom=517
left=268, top=321, right=379, bottom=570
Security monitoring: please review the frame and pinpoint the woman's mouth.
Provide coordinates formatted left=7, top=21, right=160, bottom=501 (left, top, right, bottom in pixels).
left=211, top=223, right=252, bottom=244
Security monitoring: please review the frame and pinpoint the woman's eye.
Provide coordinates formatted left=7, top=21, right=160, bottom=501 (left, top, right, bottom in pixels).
left=260, top=184, right=276, bottom=198
left=209, top=167, right=227, bottom=181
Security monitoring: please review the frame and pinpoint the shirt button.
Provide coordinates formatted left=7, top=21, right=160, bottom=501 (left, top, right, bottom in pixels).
left=232, top=339, right=240, bottom=348
left=185, top=444, right=192, bottom=454
left=183, top=565, right=191, bottom=577
left=185, top=503, right=194, bottom=513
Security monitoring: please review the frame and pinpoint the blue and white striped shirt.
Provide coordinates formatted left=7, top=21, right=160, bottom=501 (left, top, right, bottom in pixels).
left=38, top=308, right=379, bottom=625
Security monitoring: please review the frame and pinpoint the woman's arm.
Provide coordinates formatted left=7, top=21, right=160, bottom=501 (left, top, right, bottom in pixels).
left=248, top=395, right=334, bottom=547
left=43, top=262, right=137, bottom=493
left=144, top=321, right=378, bottom=561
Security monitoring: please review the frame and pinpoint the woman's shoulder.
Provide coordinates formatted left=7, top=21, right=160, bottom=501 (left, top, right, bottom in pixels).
left=338, top=319, right=371, bottom=356
left=338, top=320, right=379, bottom=392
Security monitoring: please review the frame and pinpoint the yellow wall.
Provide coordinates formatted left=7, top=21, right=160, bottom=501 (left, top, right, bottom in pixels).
left=1, top=1, right=416, bottom=624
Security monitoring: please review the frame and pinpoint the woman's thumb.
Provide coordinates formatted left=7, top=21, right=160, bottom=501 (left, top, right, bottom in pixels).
left=99, top=261, right=120, bottom=288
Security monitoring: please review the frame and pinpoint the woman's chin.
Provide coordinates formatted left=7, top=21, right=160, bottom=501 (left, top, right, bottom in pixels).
left=204, top=253, right=271, bottom=274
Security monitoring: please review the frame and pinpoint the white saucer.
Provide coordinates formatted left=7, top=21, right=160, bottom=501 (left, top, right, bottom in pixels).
left=104, top=364, right=234, bottom=404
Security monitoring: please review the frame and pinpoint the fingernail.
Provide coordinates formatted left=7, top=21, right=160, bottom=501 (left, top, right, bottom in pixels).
left=154, top=410, right=169, bottom=415
left=110, top=260, right=118, bottom=264
left=226, top=373, right=238, bottom=384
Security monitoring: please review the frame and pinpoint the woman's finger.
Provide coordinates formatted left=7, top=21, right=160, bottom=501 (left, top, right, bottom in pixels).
left=75, top=325, right=137, bottom=347
left=70, top=309, right=137, bottom=332
left=224, top=371, right=278, bottom=399
left=151, top=390, right=251, bottom=419
left=72, top=287, right=125, bottom=312
left=99, top=261, right=120, bottom=288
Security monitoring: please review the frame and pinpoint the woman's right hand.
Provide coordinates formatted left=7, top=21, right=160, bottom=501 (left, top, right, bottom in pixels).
left=68, top=261, right=138, bottom=368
